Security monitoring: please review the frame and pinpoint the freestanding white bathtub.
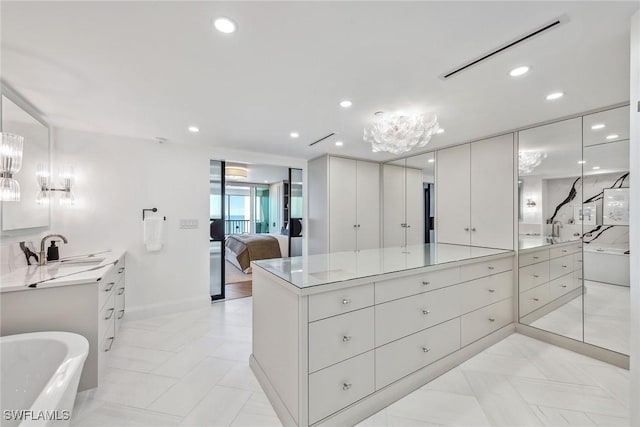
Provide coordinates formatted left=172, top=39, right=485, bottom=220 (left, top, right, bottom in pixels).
left=1, top=332, right=89, bottom=427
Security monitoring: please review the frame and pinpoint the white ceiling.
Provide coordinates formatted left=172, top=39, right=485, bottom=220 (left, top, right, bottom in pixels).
left=1, top=1, right=637, bottom=161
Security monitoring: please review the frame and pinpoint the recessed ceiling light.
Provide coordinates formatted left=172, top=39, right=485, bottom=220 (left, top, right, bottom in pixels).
left=188, top=126, right=199, bottom=133
left=213, top=17, right=236, bottom=34
left=578, top=160, right=586, bottom=164
left=290, top=132, right=299, bottom=138
left=606, top=134, right=619, bottom=140
left=264, top=180, right=268, bottom=183
left=592, top=166, right=601, bottom=170
left=509, top=66, right=530, bottom=77
left=436, top=128, right=445, bottom=134
left=339, top=100, right=353, bottom=108
left=546, top=92, right=564, bottom=101
left=591, top=124, right=605, bottom=130
left=428, top=158, right=435, bottom=163
left=335, top=141, right=344, bottom=147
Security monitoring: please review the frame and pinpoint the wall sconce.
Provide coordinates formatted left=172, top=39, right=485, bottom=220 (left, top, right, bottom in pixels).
left=36, top=164, right=75, bottom=206
left=0, top=132, right=24, bottom=202
left=526, top=198, right=537, bottom=208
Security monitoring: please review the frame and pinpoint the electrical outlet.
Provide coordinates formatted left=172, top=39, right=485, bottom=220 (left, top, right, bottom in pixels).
left=180, top=219, right=199, bottom=229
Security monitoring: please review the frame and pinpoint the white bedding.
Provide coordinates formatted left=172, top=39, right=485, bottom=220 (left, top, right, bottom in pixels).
left=225, top=233, right=288, bottom=274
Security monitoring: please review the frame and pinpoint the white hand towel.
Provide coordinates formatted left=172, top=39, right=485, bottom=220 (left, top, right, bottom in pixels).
left=144, top=217, right=164, bottom=252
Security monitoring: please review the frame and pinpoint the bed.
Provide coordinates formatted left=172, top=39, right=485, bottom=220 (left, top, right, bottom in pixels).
left=225, top=234, right=288, bottom=274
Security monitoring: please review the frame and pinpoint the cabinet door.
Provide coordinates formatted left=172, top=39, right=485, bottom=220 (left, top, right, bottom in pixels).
left=329, top=157, right=357, bottom=252
left=405, top=167, right=425, bottom=246
left=436, top=144, right=471, bottom=245
left=383, top=164, right=406, bottom=247
left=470, top=134, right=514, bottom=249
left=356, top=161, right=380, bottom=250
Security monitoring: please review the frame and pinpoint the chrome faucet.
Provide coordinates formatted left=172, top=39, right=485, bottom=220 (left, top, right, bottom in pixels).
left=39, top=234, right=68, bottom=266
left=551, top=220, right=563, bottom=238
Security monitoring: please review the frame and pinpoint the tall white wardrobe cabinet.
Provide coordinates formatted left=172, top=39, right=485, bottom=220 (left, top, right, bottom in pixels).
left=436, top=134, right=514, bottom=249
left=308, top=155, right=380, bottom=254
left=382, top=164, right=424, bottom=247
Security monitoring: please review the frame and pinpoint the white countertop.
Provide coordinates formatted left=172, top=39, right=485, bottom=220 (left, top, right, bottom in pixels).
left=253, top=243, right=513, bottom=289
left=518, top=236, right=582, bottom=252
left=0, top=250, right=125, bottom=293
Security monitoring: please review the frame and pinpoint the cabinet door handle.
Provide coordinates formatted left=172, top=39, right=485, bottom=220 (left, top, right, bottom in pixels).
left=118, top=267, right=125, bottom=274
left=422, top=309, right=431, bottom=315
left=464, top=227, right=469, bottom=232
left=422, top=281, right=430, bottom=286
left=488, top=289, right=496, bottom=293
left=342, top=383, right=353, bottom=391
left=104, top=282, right=115, bottom=292
left=422, top=347, right=431, bottom=353
left=489, top=317, right=496, bottom=322
left=104, top=308, right=115, bottom=320
left=117, top=287, right=125, bottom=295
left=353, top=224, right=357, bottom=228
left=104, top=337, right=115, bottom=352
left=471, top=228, right=477, bottom=232
left=342, top=298, right=351, bottom=305
left=357, top=224, right=361, bottom=228
left=342, top=335, right=352, bottom=342
left=406, top=224, right=411, bottom=228
left=117, top=309, right=125, bottom=319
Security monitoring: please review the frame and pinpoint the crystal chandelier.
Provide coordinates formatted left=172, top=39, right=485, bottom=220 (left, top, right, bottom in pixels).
left=0, top=132, right=24, bottom=202
left=363, top=112, right=439, bottom=155
left=519, top=151, right=546, bottom=174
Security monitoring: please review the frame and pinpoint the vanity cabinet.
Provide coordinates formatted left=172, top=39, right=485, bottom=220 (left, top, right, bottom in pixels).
left=436, top=134, right=514, bottom=249
left=251, top=250, right=515, bottom=427
left=382, top=164, right=424, bottom=247
left=308, top=155, right=380, bottom=254
left=0, top=252, right=126, bottom=391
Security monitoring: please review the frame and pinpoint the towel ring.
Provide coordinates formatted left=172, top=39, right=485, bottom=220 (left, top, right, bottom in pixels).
left=142, top=208, right=166, bottom=221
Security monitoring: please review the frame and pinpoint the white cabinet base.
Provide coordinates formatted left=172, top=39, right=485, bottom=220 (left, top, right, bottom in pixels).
left=251, top=324, right=514, bottom=427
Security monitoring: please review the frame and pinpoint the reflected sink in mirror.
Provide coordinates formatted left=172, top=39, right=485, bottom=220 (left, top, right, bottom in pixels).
left=50, top=257, right=106, bottom=268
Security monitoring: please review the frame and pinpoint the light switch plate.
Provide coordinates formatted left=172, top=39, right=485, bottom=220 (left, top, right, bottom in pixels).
left=180, top=219, right=199, bottom=229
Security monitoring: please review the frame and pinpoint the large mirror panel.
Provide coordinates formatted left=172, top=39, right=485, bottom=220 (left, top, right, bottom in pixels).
left=1, top=94, right=50, bottom=231
left=517, top=117, right=584, bottom=341
left=581, top=106, right=630, bottom=355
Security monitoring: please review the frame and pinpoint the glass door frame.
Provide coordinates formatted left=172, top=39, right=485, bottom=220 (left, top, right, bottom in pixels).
left=211, top=160, right=226, bottom=301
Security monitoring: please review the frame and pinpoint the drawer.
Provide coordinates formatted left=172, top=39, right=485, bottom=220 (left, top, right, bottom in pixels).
left=375, top=267, right=460, bottom=304
left=99, top=291, right=116, bottom=342
left=460, top=256, right=513, bottom=282
left=309, top=283, right=373, bottom=322
left=573, top=252, right=583, bottom=270
left=98, top=272, right=119, bottom=310
left=550, top=242, right=581, bottom=258
left=309, top=307, right=374, bottom=373
left=461, top=298, right=513, bottom=347
left=375, top=285, right=461, bottom=346
left=519, top=284, right=550, bottom=317
left=309, top=351, right=374, bottom=424
left=549, top=255, right=573, bottom=280
left=461, top=271, right=513, bottom=314
left=115, top=284, right=125, bottom=332
left=549, top=275, right=580, bottom=300
left=518, top=261, right=549, bottom=293
left=519, top=249, right=550, bottom=268
left=101, top=325, right=116, bottom=354
left=375, top=318, right=460, bottom=389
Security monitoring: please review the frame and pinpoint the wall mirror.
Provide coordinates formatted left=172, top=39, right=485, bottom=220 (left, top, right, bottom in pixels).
left=382, top=152, right=435, bottom=247
left=1, top=93, right=50, bottom=231
left=517, top=105, right=630, bottom=355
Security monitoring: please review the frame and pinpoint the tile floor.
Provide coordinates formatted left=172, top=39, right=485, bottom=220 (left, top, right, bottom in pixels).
left=72, top=297, right=630, bottom=427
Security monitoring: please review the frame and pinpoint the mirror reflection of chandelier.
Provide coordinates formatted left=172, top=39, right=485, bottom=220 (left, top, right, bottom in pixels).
left=519, top=151, right=547, bottom=174
left=225, top=164, right=248, bottom=180
left=364, top=112, right=439, bottom=155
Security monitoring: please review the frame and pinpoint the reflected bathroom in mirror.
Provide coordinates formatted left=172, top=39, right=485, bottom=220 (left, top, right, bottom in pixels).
left=1, top=93, right=50, bottom=231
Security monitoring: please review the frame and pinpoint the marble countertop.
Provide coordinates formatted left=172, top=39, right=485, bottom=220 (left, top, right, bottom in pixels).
left=0, top=250, right=124, bottom=293
left=253, top=243, right=513, bottom=289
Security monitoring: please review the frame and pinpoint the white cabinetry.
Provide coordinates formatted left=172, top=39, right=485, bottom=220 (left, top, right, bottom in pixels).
left=383, top=165, right=424, bottom=247
left=436, top=134, right=514, bottom=249
left=309, top=156, right=380, bottom=254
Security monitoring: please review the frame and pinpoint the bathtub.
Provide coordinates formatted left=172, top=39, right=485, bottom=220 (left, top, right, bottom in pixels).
left=1, top=332, right=89, bottom=427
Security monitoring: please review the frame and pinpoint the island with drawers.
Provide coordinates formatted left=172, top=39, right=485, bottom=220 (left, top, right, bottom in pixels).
left=250, top=243, right=515, bottom=427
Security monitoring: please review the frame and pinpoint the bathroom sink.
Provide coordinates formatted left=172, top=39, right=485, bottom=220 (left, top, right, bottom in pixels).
left=55, top=257, right=106, bottom=267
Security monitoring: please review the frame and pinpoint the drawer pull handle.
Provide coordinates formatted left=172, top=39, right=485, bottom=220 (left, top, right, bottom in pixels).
left=342, top=335, right=352, bottom=342
left=117, top=287, right=125, bottom=295
left=104, top=337, right=115, bottom=352
left=422, top=347, right=431, bottom=353
left=488, top=266, right=495, bottom=270
left=342, top=383, right=352, bottom=391
left=104, top=308, right=115, bottom=320
left=488, top=289, right=496, bottom=293
left=341, top=299, right=351, bottom=305
left=422, top=309, right=431, bottom=315
left=562, top=265, right=568, bottom=268
left=533, top=256, right=539, bottom=259
left=562, top=250, right=568, bottom=253
left=532, top=298, right=540, bottom=302
left=117, top=309, right=125, bottom=319
left=118, top=267, right=125, bottom=273
left=532, top=275, right=539, bottom=278
left=104, top=282, right=115, bottom=292
left=422, top=281, right=430, bottom=286
left=561, top=285, right=568, bottom=288
left=489, top=317, right=496, bottom=322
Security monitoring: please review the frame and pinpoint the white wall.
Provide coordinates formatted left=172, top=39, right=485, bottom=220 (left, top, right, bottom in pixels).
left=51, top=128, right=307, bottom=319
left=629, top=9, right=639, bottom=426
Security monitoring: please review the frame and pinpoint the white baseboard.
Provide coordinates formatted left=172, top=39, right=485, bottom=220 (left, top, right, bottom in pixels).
left=124, top=295, right=211, bottom=321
